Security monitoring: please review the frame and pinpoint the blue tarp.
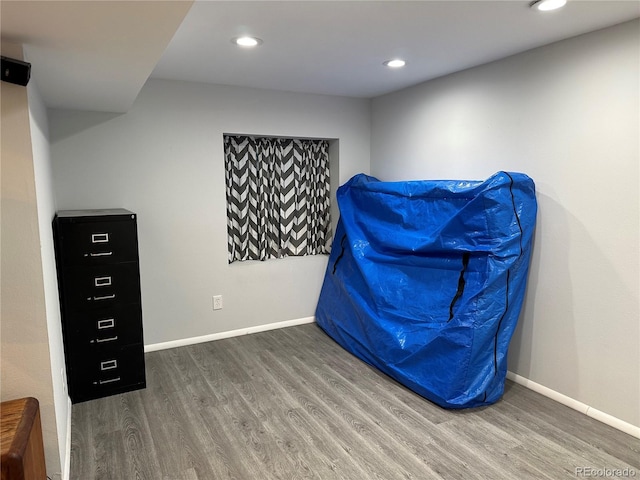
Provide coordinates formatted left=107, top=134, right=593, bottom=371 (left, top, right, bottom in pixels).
left=315, top=171, right=537, bottom=408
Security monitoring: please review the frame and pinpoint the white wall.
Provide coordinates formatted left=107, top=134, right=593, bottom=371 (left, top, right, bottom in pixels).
left=0, top=43, right=62, bottom=477
left=49, top=79, right=370, bottom=345
left=371, top=20, right=639, bottom=427
left=28, top=80, right=70, bottom=480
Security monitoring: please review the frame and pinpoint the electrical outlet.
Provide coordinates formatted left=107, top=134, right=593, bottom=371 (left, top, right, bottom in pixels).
left=213, top=295, right=223, bottom=310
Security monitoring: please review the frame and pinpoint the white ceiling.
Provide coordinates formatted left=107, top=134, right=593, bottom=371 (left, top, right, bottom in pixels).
left=1, top=1, right=193, bottom=112
left=2, top=1, right=639, bottom=112
left=151, top=0, right=640, bottom=98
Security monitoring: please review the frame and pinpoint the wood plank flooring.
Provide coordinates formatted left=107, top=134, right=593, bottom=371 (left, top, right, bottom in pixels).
left=70, top=324, right=640, bottom=479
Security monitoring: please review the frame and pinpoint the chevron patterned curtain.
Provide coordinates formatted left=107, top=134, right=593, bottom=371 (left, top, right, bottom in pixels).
left=224, top=135, right=332, bottom=263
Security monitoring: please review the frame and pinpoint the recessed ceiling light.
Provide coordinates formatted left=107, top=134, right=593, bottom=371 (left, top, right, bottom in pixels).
left=232, top=36, right=263, bottom=47
left=384, top=59, right=406, bottom=68
left=530, top=0, right=567, bottom=11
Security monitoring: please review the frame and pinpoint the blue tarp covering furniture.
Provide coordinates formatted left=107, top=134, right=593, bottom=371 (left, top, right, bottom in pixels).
left=315, top=171, right=537, bottom=408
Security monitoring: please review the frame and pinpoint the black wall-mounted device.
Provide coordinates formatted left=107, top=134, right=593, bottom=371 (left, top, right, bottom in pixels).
left=1, top=56, right=31, bottom=86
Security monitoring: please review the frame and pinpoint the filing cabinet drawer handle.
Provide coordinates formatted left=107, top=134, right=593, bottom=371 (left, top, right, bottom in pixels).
left=91, top=233, right=109, bottom=243
left=97, top=318, right=115, bottom=329
left=98, top=377, right=121, bottom=385
left=90, top=251, right=113, bottom=257
left=93, top=294, right=116, bottom=301
left=100, top=359, right=118, bottom=370
left=96, top=336, right=118, bottom=343
left=94, top=276, right=112, bottom=287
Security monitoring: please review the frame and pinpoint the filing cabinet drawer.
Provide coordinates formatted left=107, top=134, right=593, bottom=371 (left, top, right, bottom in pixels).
left=61, top=262, right=141, bottom=311
left=54, top=217, right=138, bottom=266
left=68, top=345, right=146, bottom=403
left=64, top=305, right=143, bottom=353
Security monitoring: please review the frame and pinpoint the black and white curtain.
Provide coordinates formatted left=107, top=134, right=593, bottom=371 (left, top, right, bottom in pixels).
left=224, top=135, right=332, bottom=263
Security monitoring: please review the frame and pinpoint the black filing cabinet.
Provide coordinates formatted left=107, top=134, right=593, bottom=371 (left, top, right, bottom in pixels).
left=53, top=209, right=146, bottom=403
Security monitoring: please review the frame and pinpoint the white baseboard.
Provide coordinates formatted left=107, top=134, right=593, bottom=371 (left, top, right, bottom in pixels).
left=144, top=316, right=316, bottom=353
left=60, top=396, right=71, bottom=480
left=507, top=371, right=640, bottom=439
